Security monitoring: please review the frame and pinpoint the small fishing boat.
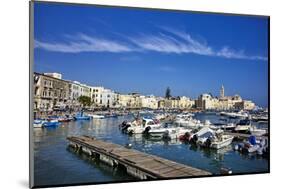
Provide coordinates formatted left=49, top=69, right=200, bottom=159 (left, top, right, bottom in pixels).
left=209, top=135, right=234, bottom=149
left=88, top=114, right=105, bottom=119
left=43, top=119, right=60, bottom=127
left=127, top=118, right=161, bottom=134
left=196, top=129, right=234, bottom=149
left=188, top=126, right=216, bottom=143
left=33, top=119, right=46, bottom=128
left=162, top=127, right=193, bottom=140
left=58, top=115, right=73, bottom=122
left=234, top=119, right=252, bottom=133
left=174, top=114, right=202, bottom=128
left=234, top=135, right=268, bottom=155
left=148, top=127, right=171, bottom=138
left=249, top=126, right=267, bottom=136
left=214, top=123, right=236, bottom=131
left=73, top=112, right=91, bottom=120
left=220, top=111, right=248, bottom=119
left=104, top=113, right=118, bottom=118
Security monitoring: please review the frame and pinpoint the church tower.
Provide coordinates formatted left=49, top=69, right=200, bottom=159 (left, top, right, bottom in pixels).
left=220, top=85, right=225, bottom=98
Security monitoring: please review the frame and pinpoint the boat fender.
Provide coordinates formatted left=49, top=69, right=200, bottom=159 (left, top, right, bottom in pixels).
left=220, top=167, right=232, bottom=175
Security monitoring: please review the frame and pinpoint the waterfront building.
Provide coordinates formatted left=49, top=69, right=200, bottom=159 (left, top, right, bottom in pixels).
left=157, top=96, right=194, bottom=109
left=91, top=86, right=117, bottom=108
left=139, top=95, right=158, bottom=109
left=118, top=94, right=133, bottom=108
left=178, top=96, right=195, bottom=109
left=81, top=84, right=91, bottom=97
left=118, top=93, right=142, bottom=109
left=157, top=98, right=176, bottom=109
left=34, top=72, right=69, bottom=110
left=196, top=93, right=219, bottom=110
left=234, top=100, right=256, bottom=110
left=68, top=81, right=83, bottom=109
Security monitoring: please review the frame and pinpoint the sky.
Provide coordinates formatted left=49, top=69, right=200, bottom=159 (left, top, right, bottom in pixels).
left=33, top=2, right=269, bottom=107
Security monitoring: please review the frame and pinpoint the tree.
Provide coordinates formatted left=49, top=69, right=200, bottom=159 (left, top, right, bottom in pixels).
left=78, top=96, right=92, bottom=108
left=165, top=87, right=172, bottom=99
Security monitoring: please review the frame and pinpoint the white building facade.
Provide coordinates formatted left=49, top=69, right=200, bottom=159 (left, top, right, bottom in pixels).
left=91, top=87, right=117, bottom=108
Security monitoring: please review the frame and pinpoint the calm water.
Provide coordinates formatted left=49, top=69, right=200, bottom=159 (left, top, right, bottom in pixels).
left=33, top=113, right=269, bottom=186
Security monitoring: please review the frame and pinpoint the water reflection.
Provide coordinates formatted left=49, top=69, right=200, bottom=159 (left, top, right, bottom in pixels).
left=34, top=114, right=268, bottom=186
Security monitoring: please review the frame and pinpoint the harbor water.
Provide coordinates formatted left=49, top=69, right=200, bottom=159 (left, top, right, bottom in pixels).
left=33, top=112, right=269, bottom=186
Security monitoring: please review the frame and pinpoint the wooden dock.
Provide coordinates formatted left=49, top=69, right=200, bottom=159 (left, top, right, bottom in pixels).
left=67, top=135, right=211, bottom=179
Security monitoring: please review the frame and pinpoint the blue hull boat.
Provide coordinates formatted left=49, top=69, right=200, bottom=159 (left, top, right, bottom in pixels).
left=43, top=120, right=60, bottom=127
left=74, top=116, right=91, bottom=120
left=74, top=112, right=92, bottom=120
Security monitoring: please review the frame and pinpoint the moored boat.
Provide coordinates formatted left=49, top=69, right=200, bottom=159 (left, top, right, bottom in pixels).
left=234, top=119, right=252, bottom=133
left=74, top=112, right=92, bottom=120
left=249, top=126, right=267, bottom=136
left=43, top=119, right=60, bottom=127
left=209, top=135, right=234, bottom=149
left=33, top=119, right=47, bottom=128
left=88, top=114, right=105, bottom=119
left=127, top=118, right=161, bottom=134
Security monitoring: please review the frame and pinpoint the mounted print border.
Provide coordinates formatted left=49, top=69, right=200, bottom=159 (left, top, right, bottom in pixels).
left=29, top=1, right=270, bottom=188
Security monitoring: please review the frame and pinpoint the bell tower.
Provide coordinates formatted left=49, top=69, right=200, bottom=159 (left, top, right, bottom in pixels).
left=220, top=85, right=225, bottom=98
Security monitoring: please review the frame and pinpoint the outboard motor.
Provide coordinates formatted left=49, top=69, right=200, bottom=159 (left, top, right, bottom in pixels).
left=143, top=126, right=151, bottom=135
left=205, top=138, right=212, bottom=148
left=162, top=130, right=170, bottom=140
left=121, top=123, right=131, bottom=133
left=191, top=134, right=198, bottom=144
left=119, top=121, right=127, bottom=129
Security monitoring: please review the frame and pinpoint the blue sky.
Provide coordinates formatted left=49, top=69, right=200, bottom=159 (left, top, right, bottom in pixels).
left=34, top=2, right=269, bottom=107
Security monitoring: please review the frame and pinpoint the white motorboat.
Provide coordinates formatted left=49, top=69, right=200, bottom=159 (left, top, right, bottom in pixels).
left=175, top=114, right=202, bottom=128
left=196, top=128, right=234, bottom=149
left=249, top=126, right=267, bottom=136
left=148, top=127, right=173, bottom=138
left=127, top=118, right=161, bottom=134
left=220, top=111, right=248, bottom=119
left=154, top=114, right=167, bottom=120
left=234, top=119, right=252, bottom=133
left=189, top=126, right=216, bottom=142
left=209, top=135, right=234, bottom=149
left=163, top=127, right=192, bottom=140
left=213, top=123, right=236, bottom=131
left=88, top=114, right=105, bottom=119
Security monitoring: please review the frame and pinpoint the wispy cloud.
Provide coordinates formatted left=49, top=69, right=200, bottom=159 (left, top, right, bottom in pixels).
left=35, top=28, right=267, bottom=61
left=35, top=34, right=135, bottom=53
left=216, top=47, right=268, bottom=61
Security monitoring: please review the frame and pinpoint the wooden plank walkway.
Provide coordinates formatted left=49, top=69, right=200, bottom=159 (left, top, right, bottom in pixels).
left=67, top=135, right=211, bottom=179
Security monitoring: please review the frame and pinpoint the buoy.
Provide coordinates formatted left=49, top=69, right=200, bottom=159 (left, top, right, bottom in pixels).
left=220, top=167, right=232, bottom=175
left=125, top=143, right=132, bottom=148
